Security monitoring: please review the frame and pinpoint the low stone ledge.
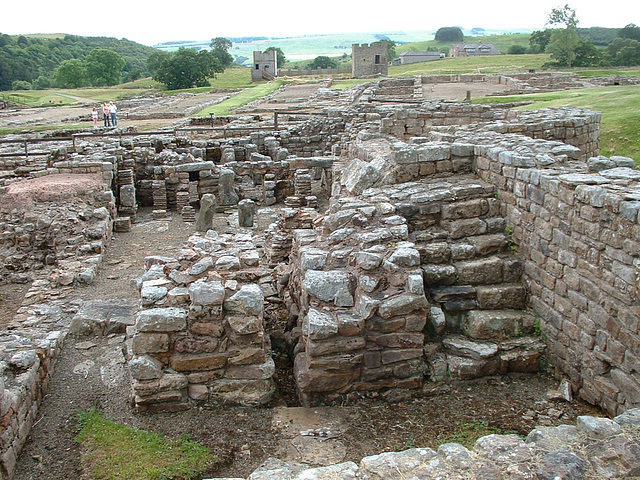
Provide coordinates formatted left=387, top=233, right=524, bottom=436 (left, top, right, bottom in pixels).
left=203, top=408, right=640, bottom=480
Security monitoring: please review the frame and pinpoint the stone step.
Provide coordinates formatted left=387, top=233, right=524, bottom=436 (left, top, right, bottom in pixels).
left=417, top=233, right=511, bottom=264
left=422, top=255, right=522, bottom=288
left=428, top=283, right=526, bottom=312
left=462, top=309, right=537, bottom=341
left=434, top=334, right=545, bottom=380
left=454, top=255, right=522, bottom=285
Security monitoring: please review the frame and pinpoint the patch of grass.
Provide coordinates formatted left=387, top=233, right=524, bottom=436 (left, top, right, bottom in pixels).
left=75, top=408, right=213, bottom=480
left=388, top=54, right=551, bottom=77
left=196, top=80, right=284, bottom=116
left=567, top=68, right=640, bottom=78
left=1, top=90, right=76, bottom=107
left=433, top=420, right=519, bottom=449
left=476, top=85, right=640, bottom=162
left=331, top=78, right=372, bottom=90
left=0, top=124, right=88, bottom=136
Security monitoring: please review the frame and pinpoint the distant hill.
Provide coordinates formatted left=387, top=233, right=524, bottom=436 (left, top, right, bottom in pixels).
left=154, top=29, right=537, bottom=66
left=154, top=31, right=442, bottom=65
left=0, top=33, right=157, bottom=91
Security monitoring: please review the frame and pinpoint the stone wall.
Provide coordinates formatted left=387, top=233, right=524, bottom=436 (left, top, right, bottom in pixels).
left=128, top=231, right=277, bottom=411
left=474, top=140, right=640, bottom=416
left=0, top=179, right=115, bottom=478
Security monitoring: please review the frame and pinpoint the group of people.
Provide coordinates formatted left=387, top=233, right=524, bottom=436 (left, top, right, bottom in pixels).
left=91, top=101, right=118, bottom=128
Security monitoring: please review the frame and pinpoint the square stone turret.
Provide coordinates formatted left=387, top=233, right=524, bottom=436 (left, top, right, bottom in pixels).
left=352, top=43, right=388, bottom=78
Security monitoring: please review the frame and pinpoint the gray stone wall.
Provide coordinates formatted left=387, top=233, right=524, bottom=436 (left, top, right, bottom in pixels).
left=128, top=231, right=277, bottom=410
left=475, top=147, right=640, bottom=416
left=206, top=409, right=640, bottom=479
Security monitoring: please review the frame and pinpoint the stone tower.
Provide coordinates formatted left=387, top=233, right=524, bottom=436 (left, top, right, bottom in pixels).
left=351, top=43, right=388, bottom=78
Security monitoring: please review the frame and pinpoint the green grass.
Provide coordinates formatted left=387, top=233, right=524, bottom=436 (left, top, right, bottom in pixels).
left=388, top=54, right=551, bottom=77
left=475, top=85, right=640, bottom=161
left=1, top=90, right=76, bottom=107
left=431, top=420, right=519, bottom=449
left=195, top=79, right=284, bottom=116
left=0, top=124, right=88, bottom=136
left=567, top=68, right=640, bottom=78
left=396, top=33, right=532, bottom=57
left=75, top=409, right=213, bottom=480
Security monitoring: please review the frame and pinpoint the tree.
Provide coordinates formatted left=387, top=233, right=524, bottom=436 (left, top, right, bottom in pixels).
left=618, top=24, right=640, bottom=42
left=434, top=27, right=464, bottom=43
left=210, top=37, right=233, bottom=68
left=529, top=30, right=552, bottom=53
left=544, top=4, right=584, bottom=67
left=264, top=47, right=286, bottom=68
left=373, top=39, right=397, bottom=60
left=33, top=75, right=51, bottom=90
left=573, top=40, right=604, bottom=66
left=148, top=47, right=223, bottom=90
left=508, top=45, right=527, bottom=55
left=607, top=38, right=640, bottom=66
left=308, top=56, right=338, bottom=69
left=546, top=28, right=581, bottom=66
left=547, top=4, right=578, bottom=28
left=12, top=80, right=32, bottom=90
left=85, top=48, right=126, bottom=86
left=54, top=59, right=87, bottom=88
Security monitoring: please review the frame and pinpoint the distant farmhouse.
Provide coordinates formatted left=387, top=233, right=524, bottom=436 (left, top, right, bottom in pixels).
left=391, top=51, right=444, bottom=66
left=449, top=43, right=501, bottom=58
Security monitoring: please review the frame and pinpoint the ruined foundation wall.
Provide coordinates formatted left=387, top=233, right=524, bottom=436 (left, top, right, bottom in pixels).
left=128, top=231, right=277, bottom=411
left=0, top=182, right=116, bottom=479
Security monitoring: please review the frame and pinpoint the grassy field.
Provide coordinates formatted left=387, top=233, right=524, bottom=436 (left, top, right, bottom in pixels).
left=475, top=85, right=640, bottom=161
left=396, top=33, right=532, bottom=56
left=389, top=53, right=550, bottom=76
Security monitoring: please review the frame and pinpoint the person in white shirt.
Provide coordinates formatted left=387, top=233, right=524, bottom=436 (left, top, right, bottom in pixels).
left=109, top=101, right=118, bottom=126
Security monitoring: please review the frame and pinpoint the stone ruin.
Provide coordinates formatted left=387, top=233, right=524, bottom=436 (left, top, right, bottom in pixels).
left=1, top=76, right=640, bottom=478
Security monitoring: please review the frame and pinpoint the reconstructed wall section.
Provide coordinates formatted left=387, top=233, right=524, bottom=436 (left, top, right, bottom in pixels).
left=473, top=137, right=640, bottom=416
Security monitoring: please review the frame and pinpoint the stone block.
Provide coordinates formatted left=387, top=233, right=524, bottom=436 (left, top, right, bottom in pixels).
left=226, top=315, right=262, bottom=335
left=303, top=308, right=338, bottom=340
left=136, top=307, right=188, bottom=333
left=132, top=333, right=169, bottom=355
left=303, top=270, right=354, bottom=307
left=476, top=284, right=526, bottom=309
left=464, top=310, right=530, bottom=340
left=169, top=353, right=227, bottom=372
left=378, top=294, right=428, bottom=319
left=224, top=284, right=264, bottom=315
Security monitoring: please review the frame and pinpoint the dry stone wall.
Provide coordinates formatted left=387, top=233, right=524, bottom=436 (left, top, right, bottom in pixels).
left=0, top=177, right=115, bottom=478
left=128, top=231, right=277, bottom=411
left=473, top=138, right=640, bottom=416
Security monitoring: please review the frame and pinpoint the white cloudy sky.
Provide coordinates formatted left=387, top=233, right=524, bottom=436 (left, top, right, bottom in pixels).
left=2, top=0, right=638, bottom=46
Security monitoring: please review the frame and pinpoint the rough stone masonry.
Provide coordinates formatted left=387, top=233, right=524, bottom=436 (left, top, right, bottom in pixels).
left=1, top=76, right=640, bottom=478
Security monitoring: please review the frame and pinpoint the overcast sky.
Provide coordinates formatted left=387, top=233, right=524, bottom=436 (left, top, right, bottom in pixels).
left=2, top=0, right=638, bottom=46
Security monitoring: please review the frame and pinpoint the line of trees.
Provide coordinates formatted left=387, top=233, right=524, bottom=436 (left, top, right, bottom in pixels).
left=520, top=5, right=640, bottom=68
left=0, top=33, right=155, bottom=91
